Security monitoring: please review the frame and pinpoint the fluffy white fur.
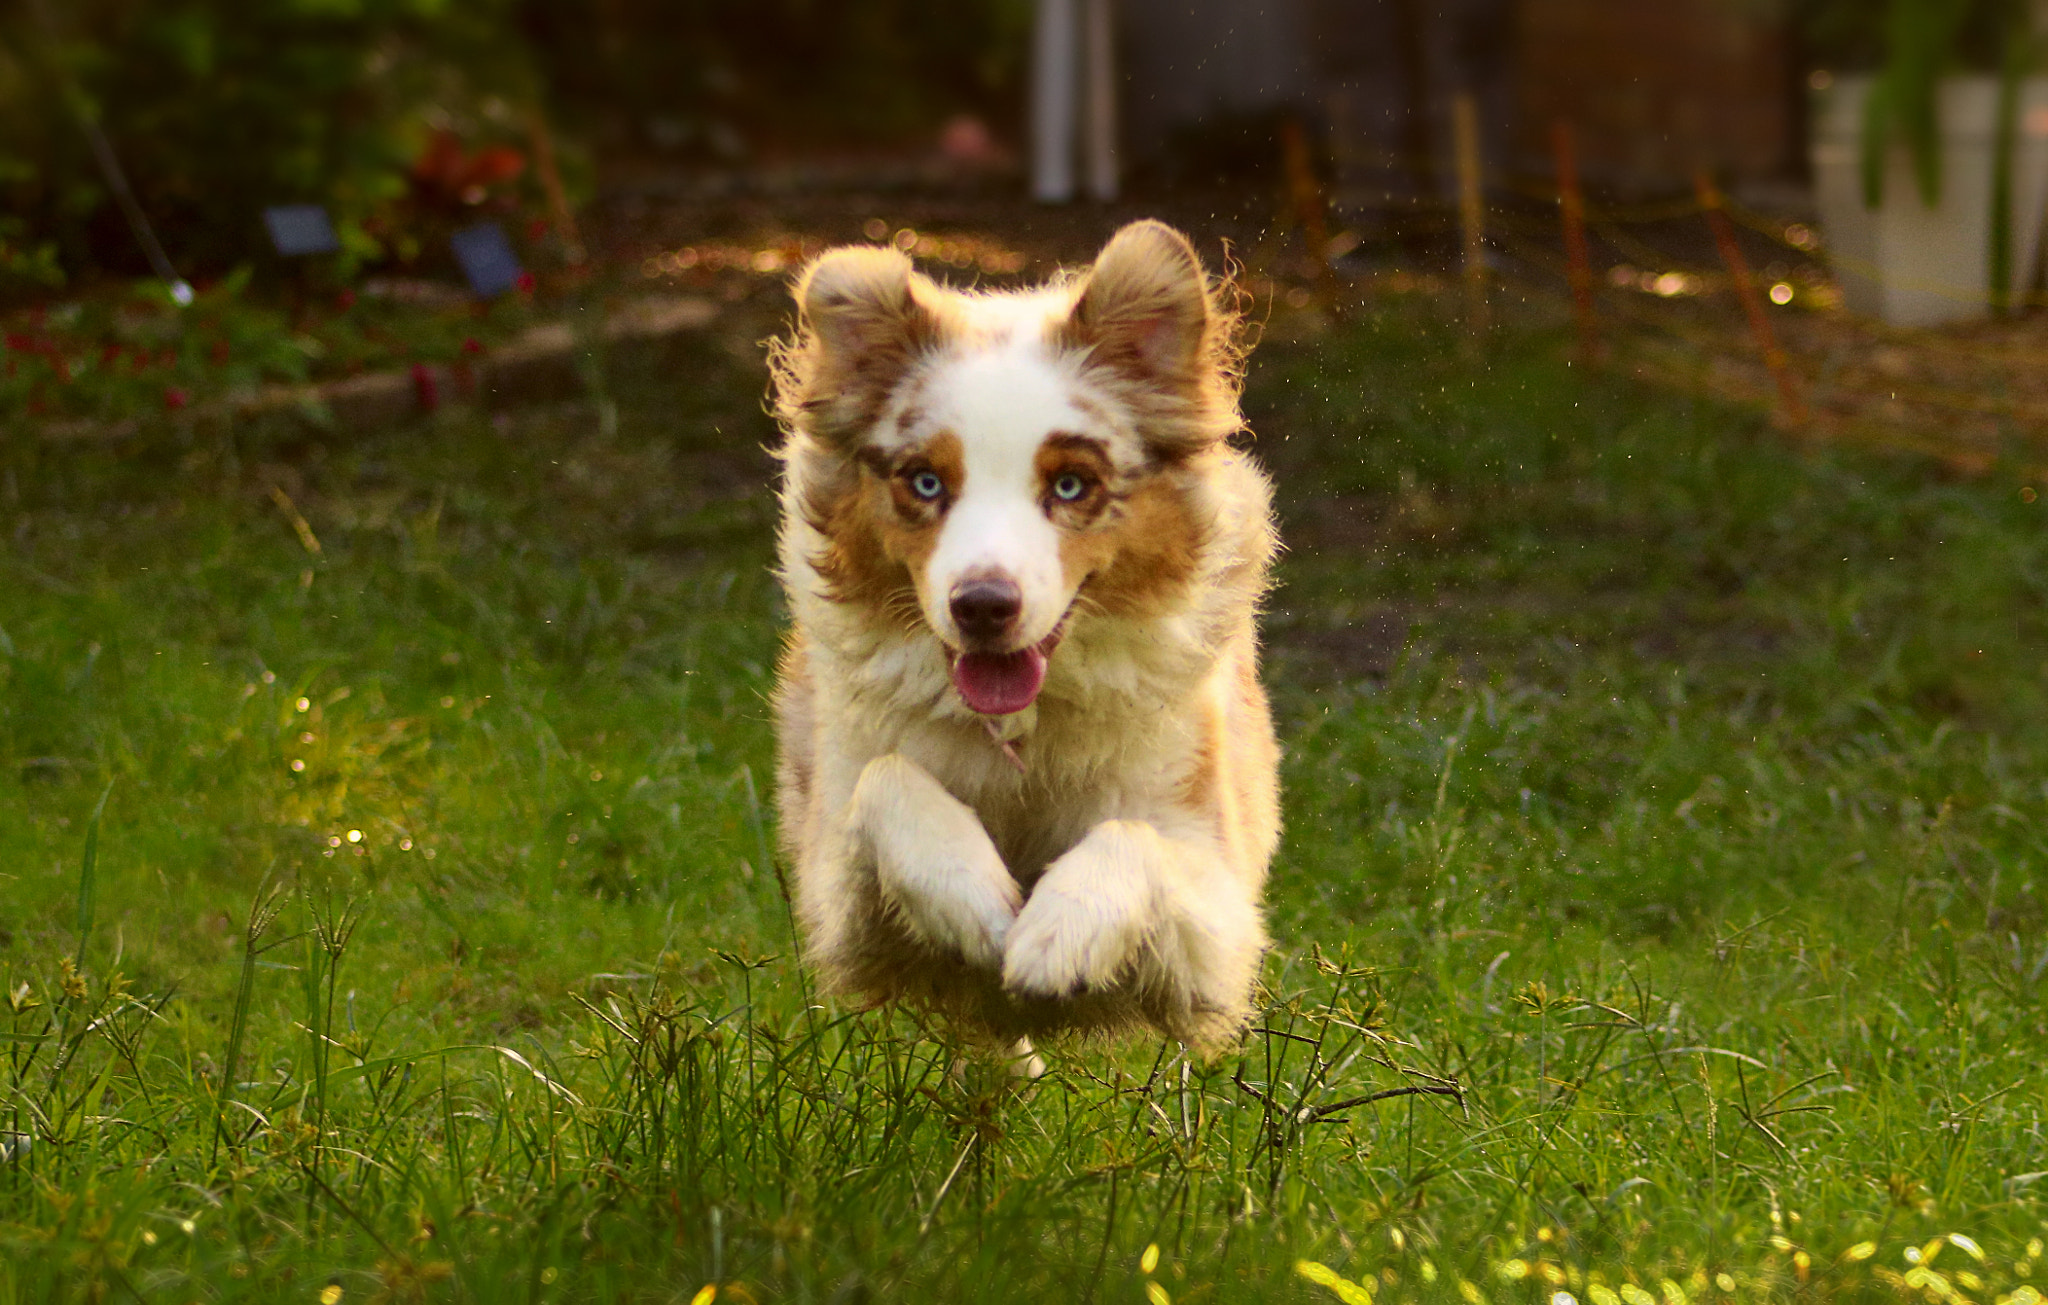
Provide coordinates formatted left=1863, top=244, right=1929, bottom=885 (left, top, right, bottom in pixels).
left=770, top=220, right=1280, bottom=1050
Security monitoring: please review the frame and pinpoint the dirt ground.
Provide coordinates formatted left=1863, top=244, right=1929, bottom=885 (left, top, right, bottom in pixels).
left=572, top=168, right=2048, bottom=484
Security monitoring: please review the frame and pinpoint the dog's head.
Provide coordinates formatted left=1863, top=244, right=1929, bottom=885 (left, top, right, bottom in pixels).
left=776, top=220, right=1242, bottom=716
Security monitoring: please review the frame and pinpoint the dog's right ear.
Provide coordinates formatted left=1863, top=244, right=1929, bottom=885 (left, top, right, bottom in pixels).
left=1064, top=220, right=1211, bottom=388
left=781, top=246, right=943, bottom=447
left=1055, top=220, right=1242, bottom=460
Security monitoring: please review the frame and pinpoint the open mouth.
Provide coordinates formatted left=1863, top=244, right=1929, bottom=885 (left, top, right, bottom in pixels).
left=948, top=619, right=1068, bottom=716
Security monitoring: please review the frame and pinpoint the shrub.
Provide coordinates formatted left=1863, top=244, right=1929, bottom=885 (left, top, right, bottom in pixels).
left=0, top=1, right=1033, bottom=292
left=0, top=0, right=536, bottom=285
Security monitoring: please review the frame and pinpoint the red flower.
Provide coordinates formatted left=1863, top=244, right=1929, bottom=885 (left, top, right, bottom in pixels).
left=4, top=333, right=31, bottom=352
left=461, top=336, right=483, bottom=354
left=411, top=130, right=526, bottom=209
left=336, top=288, right=358, bottom=310
left=515, top=271, right=536, bottom=295
left=411, top=361, right=439, bottom=412
left=163, top=386, right=189, bottom=410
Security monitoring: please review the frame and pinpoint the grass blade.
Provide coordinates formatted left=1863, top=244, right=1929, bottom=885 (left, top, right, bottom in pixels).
left=73, top=780, right=113, bottom=968
left=209, top=878, right=284, bottom=1172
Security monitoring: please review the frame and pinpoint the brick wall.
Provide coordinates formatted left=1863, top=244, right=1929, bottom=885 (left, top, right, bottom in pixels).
left=1515, top=0, right=1796, bottom=193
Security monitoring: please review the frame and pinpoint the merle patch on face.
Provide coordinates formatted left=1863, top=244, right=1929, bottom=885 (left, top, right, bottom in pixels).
left=1034, top=432, right=1115, bottom=525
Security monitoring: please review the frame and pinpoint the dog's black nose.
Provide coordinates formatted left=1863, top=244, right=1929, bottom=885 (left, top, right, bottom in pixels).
left=950, top=577, right=1023, bottom=643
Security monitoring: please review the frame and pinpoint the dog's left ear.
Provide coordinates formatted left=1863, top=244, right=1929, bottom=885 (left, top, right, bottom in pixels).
left=779, top=245, right=945, bottom=449
left=1063, top=220, right=1211, bottom=386
left=1060, top=221, right=1238, bottom=457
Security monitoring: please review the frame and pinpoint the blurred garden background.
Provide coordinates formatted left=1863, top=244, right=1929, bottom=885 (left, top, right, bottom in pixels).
left=6, top=2, right=2048, bottom=1303
left=9, top=0, right=2048, bottom=449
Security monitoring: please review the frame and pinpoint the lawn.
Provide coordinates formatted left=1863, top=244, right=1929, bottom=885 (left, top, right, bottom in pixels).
left=3, top=287, right=2046, bottom=1304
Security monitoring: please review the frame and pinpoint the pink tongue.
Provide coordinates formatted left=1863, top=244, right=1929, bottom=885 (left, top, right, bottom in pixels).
left=951, top=648, right=1047, bottom=715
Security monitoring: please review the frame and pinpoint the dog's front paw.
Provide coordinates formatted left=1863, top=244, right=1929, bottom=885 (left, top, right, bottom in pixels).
left=1002, top=879, right=1150, bottom=998
left=877, top=840, right=1022, bottom=970
left=854, top=753, right=1022, bottom=969
left=1002, top=821, right=1166, bottom=998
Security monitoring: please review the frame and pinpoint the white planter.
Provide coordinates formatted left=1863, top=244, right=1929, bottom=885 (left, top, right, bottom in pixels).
left=1812, top=74, right=2048, bottom=327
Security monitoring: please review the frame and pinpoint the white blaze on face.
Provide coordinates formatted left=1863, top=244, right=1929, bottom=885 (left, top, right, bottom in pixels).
left=916, top=336, right=1089, bottom=649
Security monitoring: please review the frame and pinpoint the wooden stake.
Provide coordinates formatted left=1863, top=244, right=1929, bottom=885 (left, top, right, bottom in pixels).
left=1453, top=93, right=1489, bottom=337
left=1694, top=168, right=1807, bottom=429
left=1551, top=120, right=1597, bottom=364
left=528, top=107, right=586, bottom=267
left=1280, top=117, right=1340, bottom=311
left=1082, top=0, right=1118, bottom=202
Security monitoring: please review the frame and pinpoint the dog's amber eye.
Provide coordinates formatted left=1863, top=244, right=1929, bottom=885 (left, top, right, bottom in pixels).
left=1051, top=472, right=1089, bottom=502
left=908, top=470, right=946, bottom=501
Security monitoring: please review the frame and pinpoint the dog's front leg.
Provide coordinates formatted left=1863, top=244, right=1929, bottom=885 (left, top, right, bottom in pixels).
left=1001, top=820, right=1263, bottom=1016
left=851, top=754, right=1021, bottom=969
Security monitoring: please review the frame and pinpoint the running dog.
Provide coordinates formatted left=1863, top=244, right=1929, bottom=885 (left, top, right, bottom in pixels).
left=769, top=220, right=1279, bottom=1049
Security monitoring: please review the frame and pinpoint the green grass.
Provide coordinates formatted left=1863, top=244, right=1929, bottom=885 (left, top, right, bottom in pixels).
left=4, top=298, right=2048, bottom=1303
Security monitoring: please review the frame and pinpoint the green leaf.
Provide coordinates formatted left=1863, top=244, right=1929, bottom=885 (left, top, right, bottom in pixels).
left=55, top=1054, right=117, bottom=1146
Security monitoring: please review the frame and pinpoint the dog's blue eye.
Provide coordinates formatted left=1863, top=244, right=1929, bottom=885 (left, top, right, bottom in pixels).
left=909, top=471, right=945, bottom=500
left=1052, top=473, right=1088, bottom=502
